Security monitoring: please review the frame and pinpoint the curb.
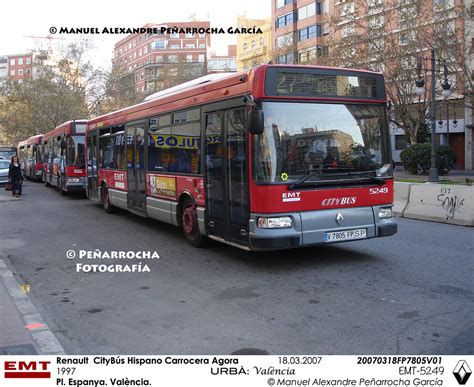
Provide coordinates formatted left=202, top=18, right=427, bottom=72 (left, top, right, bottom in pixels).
left=0, top=259, right=66, bottom=355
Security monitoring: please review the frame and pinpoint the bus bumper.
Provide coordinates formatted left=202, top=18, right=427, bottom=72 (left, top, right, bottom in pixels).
left=248, top=205, right=397, bottom=251
left=65, top=176, right=86, bottom=192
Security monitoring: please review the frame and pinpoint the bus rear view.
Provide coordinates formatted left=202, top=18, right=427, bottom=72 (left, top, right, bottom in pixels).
left=246, top=66, right=397, bottom=249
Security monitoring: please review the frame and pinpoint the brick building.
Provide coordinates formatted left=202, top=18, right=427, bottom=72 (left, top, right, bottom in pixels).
left=112, top=22, right=211, bottom=94
left=271, top=0, right=331, bottom=64
left=7, top=53, right=34, bottom=81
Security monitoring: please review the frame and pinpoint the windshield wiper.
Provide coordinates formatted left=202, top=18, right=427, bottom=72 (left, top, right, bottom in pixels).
left=288, top=169, right=385, bottom=189
left=288, top=168, right=342, bottom=189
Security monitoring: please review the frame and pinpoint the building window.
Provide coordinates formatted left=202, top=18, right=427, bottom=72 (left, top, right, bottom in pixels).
left=298, top=25, right=318, bottom=41
left=10, top=69, right=15, bottom=76
left=399, top=33, right=408, bottom=46
left=395, top=135, right=408, bottom=150
left=186, top=54, right=193, bottom=62
left=276, top=33, right=294, bottom=48
left=368, top=0, right=383, bottom=6
left=260, top=37, right=265, bottom=46
left=298, top=47, right=317, bottom=63
left=316, top=45, right=329, bottom=57
left=277, top=53, right=294, bottom=64
left=199, top=43, right=206, bottom=48
left=168, top=55, right=178, bottom=63
left=151, top=40, right=167, bottom=50
left=340, top=23, right=355, bottom=38
left=251, top=40, right=256, bottom=48
left=340, top=2, right=355, bottom=16
left=26, top=68, right=31, bottom=75
left=170, top=44, right=180, bottom=49
left=168, top=68, right=178, bottom=76
left=276, top=12, right=296, bottom=29
left=243, top=43, right=248, bottom=52
left=155, top=55, right=163, bottom=62
left=298, top=3, right=316, bottom=20
left=198, top=54, right=205, bottom=62
left=18, top=69, right=23, bottom=75
left=10, top=59, right=15, bottom=65
left=185, top=32, right=194, bottom=38
left=170, top=32, right=180, bottom=38
left=18, top=58, right=23, bottom=65
left=185, top=44, right=195, bottom=49
left=199, top=33, right=206, bottom=38
left=322, top=23, right=330, bottom=36
left=276, top=0, right=293, bottom=8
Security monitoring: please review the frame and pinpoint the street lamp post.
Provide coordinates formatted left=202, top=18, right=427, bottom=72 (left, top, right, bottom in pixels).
left=415, top=49, right=451, bottom=183
left=441, top=60, right=452, bottom=146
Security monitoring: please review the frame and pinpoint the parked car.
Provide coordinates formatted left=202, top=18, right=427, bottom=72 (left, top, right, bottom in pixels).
left=0, top=159, right=10, bottom=185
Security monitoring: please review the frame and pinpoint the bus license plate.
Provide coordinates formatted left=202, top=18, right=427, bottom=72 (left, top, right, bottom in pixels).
left=324, top=228, right=367, bottom=242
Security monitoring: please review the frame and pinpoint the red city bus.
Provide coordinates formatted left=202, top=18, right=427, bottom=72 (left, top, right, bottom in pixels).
left=42, top=120, right=88, bottom=194
left=87, top=64, right=397, bottom=250
left=18, top=134, right=43, bottom=180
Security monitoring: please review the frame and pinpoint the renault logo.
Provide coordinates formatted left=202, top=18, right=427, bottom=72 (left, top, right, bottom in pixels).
left=336, top=212, right=344, bottom=225
left=453, top=360, right=472, bottom=385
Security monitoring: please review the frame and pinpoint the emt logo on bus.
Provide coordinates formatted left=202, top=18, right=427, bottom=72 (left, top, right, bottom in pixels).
left=282, top=192, right=301, bottom=202
left=4, top=360, right=51, bottom=379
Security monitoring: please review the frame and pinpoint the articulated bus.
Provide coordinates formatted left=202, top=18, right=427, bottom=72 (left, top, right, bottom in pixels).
left=0, top=146, right=17, bottom=160
left=42, top=120, right=88, bottom=194
left=18, top=134, right=43, bottom=180
left=87, top=64, right=397, bottom=250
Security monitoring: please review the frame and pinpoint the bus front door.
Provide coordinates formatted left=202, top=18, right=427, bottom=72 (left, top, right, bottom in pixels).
left=204, top=108, right=249, bottom=246
left=126, top=123, right=146, bottom=213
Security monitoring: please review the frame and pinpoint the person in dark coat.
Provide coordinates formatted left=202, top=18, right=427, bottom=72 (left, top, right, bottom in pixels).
left=8, top=155, right=23, bottom=197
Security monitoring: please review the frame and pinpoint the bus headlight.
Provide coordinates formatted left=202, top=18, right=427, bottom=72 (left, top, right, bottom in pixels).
left=257, top=216, right=292, bottom=229
left=378, top=208, right=392, bottom=218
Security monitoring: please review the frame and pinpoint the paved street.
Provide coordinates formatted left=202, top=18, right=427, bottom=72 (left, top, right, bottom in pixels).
left=0, top=181, right=473, bottom=355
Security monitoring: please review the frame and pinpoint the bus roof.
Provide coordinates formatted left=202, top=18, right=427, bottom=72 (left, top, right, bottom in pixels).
left=43, top=120, right=88, bottom=140
left=18, top=134, right=43, bottom=148
left=88, top=64, right=386, bottom=130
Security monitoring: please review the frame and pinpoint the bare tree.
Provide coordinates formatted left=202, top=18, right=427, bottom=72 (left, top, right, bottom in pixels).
left=326, top=0, right=469, bottom=144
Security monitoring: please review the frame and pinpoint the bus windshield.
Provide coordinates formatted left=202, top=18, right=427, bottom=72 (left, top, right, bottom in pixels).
left=67, top=135, right=86, bottom=168
left=253, top=102, right=391, bottom=184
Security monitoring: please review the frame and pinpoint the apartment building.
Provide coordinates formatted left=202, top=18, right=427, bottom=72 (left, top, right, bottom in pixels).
left=271, top=0, right=331, bottom=64
left=7, top=53, right=34, bottom=81
left=236, top=16, right=272, bottom=71
left=208, top=45, right=237, bottom=73
left=112, top=22, right=211, bottom=94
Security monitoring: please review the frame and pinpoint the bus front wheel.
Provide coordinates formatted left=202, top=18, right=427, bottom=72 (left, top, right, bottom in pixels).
left=181, top=198, right=203, bottom=247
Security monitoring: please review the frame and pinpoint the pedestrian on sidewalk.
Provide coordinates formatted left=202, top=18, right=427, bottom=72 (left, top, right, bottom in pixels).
left=8, top=155, right=23, bottom=198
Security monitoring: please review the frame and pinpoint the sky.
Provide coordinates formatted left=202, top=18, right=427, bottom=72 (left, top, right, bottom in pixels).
left=0, top=0, right=270, bottom=70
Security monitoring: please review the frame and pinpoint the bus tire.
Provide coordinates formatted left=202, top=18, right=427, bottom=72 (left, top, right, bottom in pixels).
left=181, top=198, right=203, bottom=247
left=101, top=186, right=115, bottom=214
left=59, top=178, right=68, bottom=195
left=44, top=173, right=51, bottom=187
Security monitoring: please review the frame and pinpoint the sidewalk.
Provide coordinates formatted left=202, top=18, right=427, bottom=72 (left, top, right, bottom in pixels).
left=394, top=168, right=474, bottom=184
left=0, top=185, right=65, bottom=355
left=0, top=274, right=38, bottom=355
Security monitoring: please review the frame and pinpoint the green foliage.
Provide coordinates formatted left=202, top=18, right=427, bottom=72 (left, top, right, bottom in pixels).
left=415, top=122, right=430, bottom=144
left=400, top=144, right=456, bottom=175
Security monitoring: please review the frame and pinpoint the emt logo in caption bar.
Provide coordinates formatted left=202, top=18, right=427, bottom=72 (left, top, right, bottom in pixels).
left=4, top=360, right=51, bottom=379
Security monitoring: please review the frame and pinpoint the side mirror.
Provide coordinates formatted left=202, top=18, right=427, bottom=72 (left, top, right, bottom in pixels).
left=248, top=109, right=264, bottom=135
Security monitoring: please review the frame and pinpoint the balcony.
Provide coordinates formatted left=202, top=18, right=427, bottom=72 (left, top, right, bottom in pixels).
left=239, top=46, right=267, bottom=60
